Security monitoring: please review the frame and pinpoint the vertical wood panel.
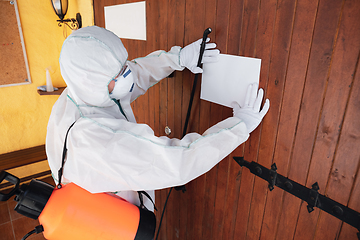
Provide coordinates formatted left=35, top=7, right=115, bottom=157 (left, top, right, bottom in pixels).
left=221, top=2, right=246, bottom=239
left=335, top=53, right=360, bottom=240
left=233, top=0, right=273, bottom=238
left=239, top=0, right=259, bottom=57
left=158, top=0, right=169, bottom=236
left=338, top=67, right=360, bottom=239
left=257, top=0, right=297, bottom=239
left=182, top=1, right=206, bottom=240
left=276, top=0, right=345, bottom=239
left=200, top=1, right=219, bottom=239
left=247, top=1, right=284, bottom=239
left=165, top=0, right=182, bottom=238
left=141, top=1, right=165, bottom=238
left=210, top=1, right=232, bottom=239
left=262, top=0, right=320, bottom=239
left=294, top=0, right=360, bottom=239
left=173, top=29, right=186, bottom=240
left=314, top=5, right=360, bottom=238
left=227, top=0, right=244, bottom=56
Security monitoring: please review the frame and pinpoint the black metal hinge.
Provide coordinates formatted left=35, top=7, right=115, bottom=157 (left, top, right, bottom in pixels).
left=233, top=156, right=360, bottom=239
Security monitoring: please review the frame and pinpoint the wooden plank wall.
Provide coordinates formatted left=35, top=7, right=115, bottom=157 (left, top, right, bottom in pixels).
left=94, top=0, right=360, bottom=239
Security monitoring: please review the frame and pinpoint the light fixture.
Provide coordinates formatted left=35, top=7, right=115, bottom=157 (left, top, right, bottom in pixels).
left=51, top=0, right=82, bottom=30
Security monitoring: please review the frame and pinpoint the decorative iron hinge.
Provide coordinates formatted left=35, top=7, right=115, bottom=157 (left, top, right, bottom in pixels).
left=233, top=156, right=360, bottom=239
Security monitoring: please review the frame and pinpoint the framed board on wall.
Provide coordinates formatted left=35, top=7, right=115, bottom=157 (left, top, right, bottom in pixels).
left=0, top=0, right=31, bottom=87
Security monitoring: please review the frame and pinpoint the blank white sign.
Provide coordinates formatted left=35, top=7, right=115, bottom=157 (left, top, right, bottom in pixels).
left=104, top=1, right=146, bottom=41
left=201, top=54, right=261, bottom=108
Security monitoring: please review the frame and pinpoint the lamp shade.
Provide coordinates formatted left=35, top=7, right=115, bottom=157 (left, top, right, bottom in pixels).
left=51, top=0, right=68, bottom=20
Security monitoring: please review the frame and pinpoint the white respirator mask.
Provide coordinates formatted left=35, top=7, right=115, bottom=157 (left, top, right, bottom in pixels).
left=110, top=66, right=135, bottom=100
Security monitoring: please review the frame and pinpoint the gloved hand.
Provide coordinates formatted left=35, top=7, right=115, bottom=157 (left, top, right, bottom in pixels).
left=180, top=38, right=220, bottom=74
left=232, top=83, right=270, bottom=134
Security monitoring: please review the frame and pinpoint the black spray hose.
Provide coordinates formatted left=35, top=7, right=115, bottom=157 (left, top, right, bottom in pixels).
left=156, top=28, right=213, bottom=240
left=182, top=27, right=212, bottom=138
left=21, top=225, right=44, bottom=240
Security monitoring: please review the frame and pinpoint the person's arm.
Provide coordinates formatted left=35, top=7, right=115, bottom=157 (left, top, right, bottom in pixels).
left=63, top=115, right=248, bottom=193
left=126, top=46, right=184, bottom=102
left=127, top=39, right=219, bottom=102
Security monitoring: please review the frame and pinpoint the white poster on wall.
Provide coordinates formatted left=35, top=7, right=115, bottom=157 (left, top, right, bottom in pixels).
left=201, top=54, right=261, bottom=108
left=104, top=1, right=146, bottom=41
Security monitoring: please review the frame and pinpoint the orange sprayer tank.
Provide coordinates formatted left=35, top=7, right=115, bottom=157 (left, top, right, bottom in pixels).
left=0, top=171, right=156, bottom=240
left=38, top=182, right=155, bottom=240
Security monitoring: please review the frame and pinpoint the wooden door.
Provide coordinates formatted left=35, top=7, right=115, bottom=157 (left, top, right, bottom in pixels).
left=94, top=0, right=360, bottom=239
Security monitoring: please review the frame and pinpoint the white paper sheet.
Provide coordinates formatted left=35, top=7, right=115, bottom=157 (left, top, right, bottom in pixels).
left=104, top=1, right=146, bottom=41
left=200, top=54, right=261, bottom=108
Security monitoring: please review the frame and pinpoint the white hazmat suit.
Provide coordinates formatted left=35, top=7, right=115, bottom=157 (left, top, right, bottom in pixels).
left=46, top=26, right=268, bottom=210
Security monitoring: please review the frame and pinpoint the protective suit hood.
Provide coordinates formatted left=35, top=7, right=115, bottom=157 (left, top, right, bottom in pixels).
left=59, top=26, right=128, bottom=107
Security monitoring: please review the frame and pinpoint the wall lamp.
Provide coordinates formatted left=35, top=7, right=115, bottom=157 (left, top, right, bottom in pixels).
left=51, top=0, right=82, bottom=30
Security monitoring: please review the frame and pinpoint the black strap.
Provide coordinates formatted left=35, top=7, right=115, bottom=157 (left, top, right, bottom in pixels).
left=58, top=121, right=157, bottom=214
left=138, top=191, right=157, bottom=211
left=57, top=121, right=76, bottom=189
left=58, top=122, right=157, bottom=213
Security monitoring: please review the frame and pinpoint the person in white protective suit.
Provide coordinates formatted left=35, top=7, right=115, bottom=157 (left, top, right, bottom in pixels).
left=46, top=26, right=270, bottom=211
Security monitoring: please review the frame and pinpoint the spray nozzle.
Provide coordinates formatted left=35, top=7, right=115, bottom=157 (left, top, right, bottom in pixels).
left=0, top=171, right=54, bottom=219
left=0, top=171, right=20, bottom=201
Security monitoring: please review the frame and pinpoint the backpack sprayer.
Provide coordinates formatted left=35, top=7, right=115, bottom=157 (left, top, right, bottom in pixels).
left=0, top=171, right=156, bottom=240
left=0, top=108, right=156, bottom=240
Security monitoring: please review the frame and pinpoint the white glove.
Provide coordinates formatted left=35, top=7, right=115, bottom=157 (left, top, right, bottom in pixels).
left=232, top=83, right=270, bottom=134
left=180, top=38, right=220, bottom=74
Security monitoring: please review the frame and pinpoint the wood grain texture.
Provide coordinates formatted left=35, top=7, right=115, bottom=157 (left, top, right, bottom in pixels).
left=91, top=1, right=360, bottom=239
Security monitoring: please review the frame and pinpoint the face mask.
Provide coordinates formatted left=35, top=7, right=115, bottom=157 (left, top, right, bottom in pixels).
left=110, top=66, right=134, bottom=100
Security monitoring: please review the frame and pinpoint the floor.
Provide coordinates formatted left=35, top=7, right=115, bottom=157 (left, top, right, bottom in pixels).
left=0, top=177, right=54, bottom=240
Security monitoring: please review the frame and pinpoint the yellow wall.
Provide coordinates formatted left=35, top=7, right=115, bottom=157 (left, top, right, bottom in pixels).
left=0, top=0, right=94, bottom=154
